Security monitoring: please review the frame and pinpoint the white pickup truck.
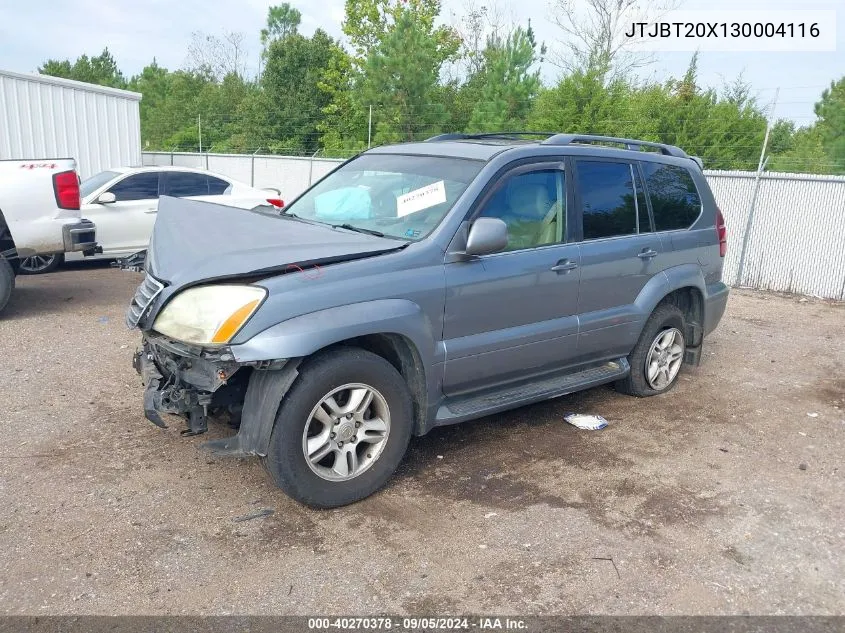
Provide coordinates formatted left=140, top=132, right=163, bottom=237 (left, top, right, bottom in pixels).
left=0, top=158, right=97, bottom=313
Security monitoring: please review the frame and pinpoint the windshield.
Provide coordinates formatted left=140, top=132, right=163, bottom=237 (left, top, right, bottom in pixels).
left=283, top=154, right=483, bottom=241
left=80, top=170, right=120, bottom=198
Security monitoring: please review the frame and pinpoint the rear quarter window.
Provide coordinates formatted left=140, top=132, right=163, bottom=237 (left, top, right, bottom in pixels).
left=641, top=162, right=702, bottom=231
left=207, top=176, right=231, bottom=195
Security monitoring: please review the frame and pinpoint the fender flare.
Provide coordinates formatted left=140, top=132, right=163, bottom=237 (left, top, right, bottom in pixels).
left=207, top=300, right=437, bottom=457
left=633, top=264, right=706, bottom=317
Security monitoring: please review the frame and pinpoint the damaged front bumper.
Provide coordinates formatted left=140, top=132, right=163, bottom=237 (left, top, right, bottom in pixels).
left=133, top=333, right=246, bottom=436
left=134, top=333, right=300, bottom=457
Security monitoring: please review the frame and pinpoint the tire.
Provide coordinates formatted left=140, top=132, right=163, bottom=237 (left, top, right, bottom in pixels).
left=262, top=347, right=414, bottom=508
left=0, top=255, right=14, bottom=314
left=19, top=253, right=63, bottom=275
left=615, top=303, right=687, bottom=397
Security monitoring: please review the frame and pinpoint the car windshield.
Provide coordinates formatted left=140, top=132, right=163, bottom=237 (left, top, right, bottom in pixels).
left=80, top=170, right=120, bottom=198
left=283, top=154, right=483, bottom=241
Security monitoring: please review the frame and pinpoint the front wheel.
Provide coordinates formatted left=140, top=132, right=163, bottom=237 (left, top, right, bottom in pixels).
left=615, top=303, right=686, bottom=397
left=262, top=348, right=413, bottom=508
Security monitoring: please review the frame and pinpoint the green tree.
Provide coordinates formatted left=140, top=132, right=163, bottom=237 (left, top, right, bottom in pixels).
left=768, top=119, right=796, bottom=155
left=814, top=77, right=845, bottom=172
left=769, top=126, right=830, bottom=174
left=261, top=3, right=302, bottom=47
left=530, top=53, right=768, bottom=171
left=466, top=23, right=544, bottom=131
left=343, top=0, right=458, bottom=66
left=39, top=48, right=126, bottom=88
left=317, top=45, right=368, bottom=155
left=358, top=4, right=458, bottom=143
left=257, top=29, right=341, bottom=153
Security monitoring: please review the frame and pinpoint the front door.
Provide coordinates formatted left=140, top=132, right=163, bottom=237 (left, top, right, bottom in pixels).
left=571, top=158, right=666, bottom=361
left=442, top=163, right=582, bottom=396
left=85, top=172, right=161, bottom=256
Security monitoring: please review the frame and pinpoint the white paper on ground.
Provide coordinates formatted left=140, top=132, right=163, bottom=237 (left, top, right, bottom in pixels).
left=564, top=413, right=609, bottom=430
left=396, top=180, right=447, bottom=217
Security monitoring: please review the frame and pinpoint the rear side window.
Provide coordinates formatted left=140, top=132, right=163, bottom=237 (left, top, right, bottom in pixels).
left=641, top=163, right=702, bottom=230
left=207, top=176, right=231, bottom=195
left=108, top=173, right=160, bottom=201
left=575, top=160, right=641, bottom=240
left=164, top=172, right=210, bottom=197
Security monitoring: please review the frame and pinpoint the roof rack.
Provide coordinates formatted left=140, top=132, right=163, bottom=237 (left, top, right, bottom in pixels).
left=425, top=132, right=558, bottom=142
left=540, top=134, right=689, bottom=158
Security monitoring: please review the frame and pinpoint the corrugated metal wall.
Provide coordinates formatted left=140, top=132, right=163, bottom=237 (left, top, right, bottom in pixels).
left=0, top=70, right=142, bottom=179
left=142, top=152, right=845, bottom=300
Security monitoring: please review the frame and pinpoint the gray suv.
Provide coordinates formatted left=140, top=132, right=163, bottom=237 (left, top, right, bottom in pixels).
left=129, top=133, right=729, bottom=508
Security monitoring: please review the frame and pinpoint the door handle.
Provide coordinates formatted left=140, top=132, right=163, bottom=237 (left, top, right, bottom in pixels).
left=638, top=248, right=658, bottom=259
left=551, top=260, right=579, bottom=273
left=144, top=208, right=157, bottom=214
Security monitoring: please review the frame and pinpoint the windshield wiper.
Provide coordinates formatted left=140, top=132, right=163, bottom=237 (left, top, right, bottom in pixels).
left=332, top=223, right=385, bottom=238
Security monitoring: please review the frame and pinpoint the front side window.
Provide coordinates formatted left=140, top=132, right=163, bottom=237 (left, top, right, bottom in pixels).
left=282, top=154, right=483, bottom=241
left=108, top=173, right=160, bottom=202
left=80, top=170, right=120, bottom=199
left=478, top=169, right=565, bottom=251
left=641, top=162, right=702, bottom=231
left=576, top=160, right=640, bottom=240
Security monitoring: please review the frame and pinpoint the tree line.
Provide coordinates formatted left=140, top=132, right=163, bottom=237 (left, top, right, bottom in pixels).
left=38, top=0, right=845, bottom=174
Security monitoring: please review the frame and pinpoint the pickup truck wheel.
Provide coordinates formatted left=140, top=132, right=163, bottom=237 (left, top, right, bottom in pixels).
left=615, top=303, right=686, bottom=397
left=262, top=348, right=413, bottom=508
left=0, top=256, right=13, bottom=313
left=19, top=253, right=63, bottom=274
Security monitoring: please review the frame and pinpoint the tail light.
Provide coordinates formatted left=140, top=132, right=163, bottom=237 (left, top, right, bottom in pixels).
left=266, top=198, right=284, bottom=208
left=716, top=208, right=727, bottom=257
left=53, top=170, right=80, bottom=210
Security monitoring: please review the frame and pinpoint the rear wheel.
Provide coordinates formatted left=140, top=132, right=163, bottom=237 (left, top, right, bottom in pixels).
left=19, top=253, right=63, bottom=274
left=262, top=347, right=413, bottom=508
left=615, top=303, right=686, bottom=397
left=0, top=255, right=14, bottom=314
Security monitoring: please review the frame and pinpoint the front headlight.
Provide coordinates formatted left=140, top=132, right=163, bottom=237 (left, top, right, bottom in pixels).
left=153, top=285, right=267, bottom=346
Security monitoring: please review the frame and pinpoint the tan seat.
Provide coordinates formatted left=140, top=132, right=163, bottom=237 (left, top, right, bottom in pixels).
left=505, top=184, right=559, bottom=249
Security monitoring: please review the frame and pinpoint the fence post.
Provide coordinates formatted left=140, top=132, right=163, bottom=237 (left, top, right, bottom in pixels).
left=308, top=149, right=320, bottom=186
left=737, top=88, right=778, bottom=288
left=251, top=147, right=261, bottom=187
left=736, top=158, right=768, bottom=287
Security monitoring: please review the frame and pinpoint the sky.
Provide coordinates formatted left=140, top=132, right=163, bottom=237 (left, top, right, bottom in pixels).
left=0, top=0, right=843, bottom=126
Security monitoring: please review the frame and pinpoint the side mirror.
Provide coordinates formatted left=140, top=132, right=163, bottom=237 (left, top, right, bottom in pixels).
left=465, top=218, right=508, bottom=256
left=97, top=192, right=116, bottom=204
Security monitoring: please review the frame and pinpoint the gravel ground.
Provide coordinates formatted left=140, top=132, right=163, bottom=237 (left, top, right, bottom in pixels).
left=0, top=263, right=843, bottom=616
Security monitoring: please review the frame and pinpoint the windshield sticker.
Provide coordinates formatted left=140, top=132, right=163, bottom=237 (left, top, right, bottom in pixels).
left=396, top=181, right=447, bottom=217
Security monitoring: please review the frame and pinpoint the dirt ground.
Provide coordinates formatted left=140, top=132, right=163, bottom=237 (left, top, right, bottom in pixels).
left=0, top=263, right=843, bottom=616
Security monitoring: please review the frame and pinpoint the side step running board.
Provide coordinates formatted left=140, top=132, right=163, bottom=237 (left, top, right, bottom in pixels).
left=436, top=359, right=630, bottom=425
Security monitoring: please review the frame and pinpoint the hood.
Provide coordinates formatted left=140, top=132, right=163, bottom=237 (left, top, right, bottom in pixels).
left=147, top=196, right=405, bottom=287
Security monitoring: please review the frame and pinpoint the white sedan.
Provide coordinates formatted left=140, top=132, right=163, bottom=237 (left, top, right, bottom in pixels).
left=19, top=166, right=284, bottom=273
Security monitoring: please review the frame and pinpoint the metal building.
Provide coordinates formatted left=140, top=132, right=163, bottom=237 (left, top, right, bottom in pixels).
left=0, top=69, right=141, bottom=179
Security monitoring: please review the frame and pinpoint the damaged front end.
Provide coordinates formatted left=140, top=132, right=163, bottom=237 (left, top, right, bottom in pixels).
left=133, top=333, right=250, bottom=436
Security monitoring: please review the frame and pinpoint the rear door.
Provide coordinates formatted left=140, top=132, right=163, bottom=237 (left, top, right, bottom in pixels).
left=442, top=161, right=582, bottom=395
left=572, top=158, right=665, bottom=362
left=92, top=172, right=161, bottom=255
left=639, top=160, right=708, bottom=270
